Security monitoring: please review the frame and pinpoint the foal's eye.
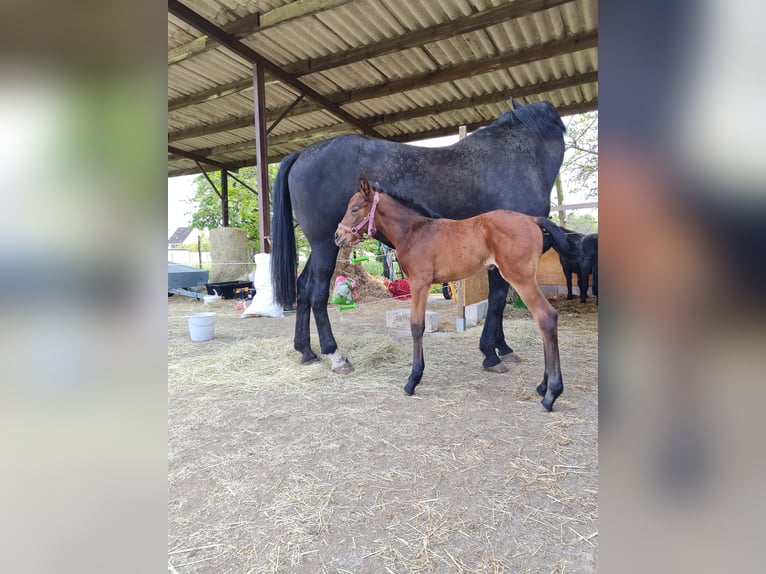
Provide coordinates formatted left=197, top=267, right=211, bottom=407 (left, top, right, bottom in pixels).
left=352, top=207, right=359, bottom=214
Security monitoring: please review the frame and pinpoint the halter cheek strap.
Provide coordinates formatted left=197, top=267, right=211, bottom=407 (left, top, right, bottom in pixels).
left=338, top=191, right=379, bottom=246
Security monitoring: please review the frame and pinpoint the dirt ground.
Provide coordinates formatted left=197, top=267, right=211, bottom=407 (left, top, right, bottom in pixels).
left=168, top=288, right=598, bottom=573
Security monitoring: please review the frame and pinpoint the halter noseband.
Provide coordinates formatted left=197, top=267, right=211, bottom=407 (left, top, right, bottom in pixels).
left=338, top=191, right=379, bottom=246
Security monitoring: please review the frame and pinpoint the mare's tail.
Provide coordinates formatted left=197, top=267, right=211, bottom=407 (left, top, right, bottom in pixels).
left=536, top=217, right=578, bottom=260
left=270, top=151, right=301, bottom=308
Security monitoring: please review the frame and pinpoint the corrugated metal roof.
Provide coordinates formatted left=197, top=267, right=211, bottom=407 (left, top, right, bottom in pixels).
left=168, top=0, right=598, bottom=177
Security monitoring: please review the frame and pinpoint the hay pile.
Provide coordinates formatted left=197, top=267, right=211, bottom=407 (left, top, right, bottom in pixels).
left=331, top=247, right=391, bottom=301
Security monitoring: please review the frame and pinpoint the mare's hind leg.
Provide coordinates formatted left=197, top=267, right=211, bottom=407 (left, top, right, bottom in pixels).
left=294, top=257, right=318, bottom=364
left=501, top=268, right=563, bottom=411
left=309, top=242, right=353, bottom=374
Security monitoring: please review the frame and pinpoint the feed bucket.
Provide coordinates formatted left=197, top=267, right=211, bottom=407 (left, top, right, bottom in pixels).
left=186, top=312, right=216, bottom=341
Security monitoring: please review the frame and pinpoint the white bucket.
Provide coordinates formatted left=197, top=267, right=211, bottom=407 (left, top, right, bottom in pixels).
left=186, top=312, right=216, bottom=341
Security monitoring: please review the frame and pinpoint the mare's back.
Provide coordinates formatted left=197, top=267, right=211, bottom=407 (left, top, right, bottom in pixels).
left=288, top=103, right=564, bottom=240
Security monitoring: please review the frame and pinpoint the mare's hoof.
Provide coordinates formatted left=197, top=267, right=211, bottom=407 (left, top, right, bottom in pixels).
left=403, top=383, right=415, bottom=396
left=331, top=360, right=354, bottom=375
left=301, top=353, right=318, bottom=365
left=485, top=363, right=509, bottom=374
left=499, top=351, right=521, bottom=364
left=541, top=396, right=555, bottom=412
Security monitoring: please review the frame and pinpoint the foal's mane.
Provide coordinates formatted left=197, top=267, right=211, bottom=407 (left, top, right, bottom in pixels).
left=364, top=182, right=442, bottom=219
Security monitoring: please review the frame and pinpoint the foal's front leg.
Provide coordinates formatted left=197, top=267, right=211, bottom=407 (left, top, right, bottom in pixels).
left=403, top=281, right=431, bottom=395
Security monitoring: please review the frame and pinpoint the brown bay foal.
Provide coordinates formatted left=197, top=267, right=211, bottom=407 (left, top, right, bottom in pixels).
left=335, top=179, right=574, bottom=411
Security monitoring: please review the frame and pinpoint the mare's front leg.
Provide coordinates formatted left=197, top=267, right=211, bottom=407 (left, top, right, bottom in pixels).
left=485, top=267, right=520, bottom=366
left=403, top=281, right=430, bottom=395
left=480, top=269, right=507, bottom=372
left=310, top=242, right=353, bottom=374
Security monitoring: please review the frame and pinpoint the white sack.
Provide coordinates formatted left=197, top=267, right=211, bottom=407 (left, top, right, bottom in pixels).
left=241, top=253, right=284, bottom=318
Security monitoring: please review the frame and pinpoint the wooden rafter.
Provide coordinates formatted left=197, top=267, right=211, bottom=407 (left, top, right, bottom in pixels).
left=167, top=99, right=598, bottom=178
left=169, top=33, right=596, bottom=143
left=179, top=72, right=598, bottom=158
left=169, top=0, right=575, bottom=112
left=168, top=0, right=354, bottom=65
left=168, top=0, right=379, bottom=138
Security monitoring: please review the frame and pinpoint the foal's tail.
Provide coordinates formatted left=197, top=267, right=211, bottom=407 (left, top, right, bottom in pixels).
left=536, top=217, right=578, bottom=260
left=270, top=151, right=301, bottom=308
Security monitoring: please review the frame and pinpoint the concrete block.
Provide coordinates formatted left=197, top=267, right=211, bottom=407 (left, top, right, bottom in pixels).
left=386, top=309, right=440, bottom=332
left=464, top=299, right=488, bottom=327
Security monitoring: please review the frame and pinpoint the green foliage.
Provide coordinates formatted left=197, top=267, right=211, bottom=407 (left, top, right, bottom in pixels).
left=177, top=233, right=210, bottom=252
left=186, top=165, right=279, bottom=250
left=551, top=212, right=598, bottom=234
left=562, top=111, right=598, bottom=200
left=362, top=259, right=384, bottom=276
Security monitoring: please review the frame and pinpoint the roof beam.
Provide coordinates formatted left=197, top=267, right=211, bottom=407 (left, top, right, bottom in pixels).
left=169, top=0, right=575, bottom=111
left=167, top=0, right=378, bottom=138
left=167, top=99, right=598, bottom=177
left=169, top=32, right=597, bottom=142
left=169, top=0, right=354, bottom=65
left=195, top=72, right=598, bottom=157
left=167, top=145, right=230, bottom=170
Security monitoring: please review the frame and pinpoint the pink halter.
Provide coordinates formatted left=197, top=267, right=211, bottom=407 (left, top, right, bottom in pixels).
left=338, top=191, right=379, bottom=247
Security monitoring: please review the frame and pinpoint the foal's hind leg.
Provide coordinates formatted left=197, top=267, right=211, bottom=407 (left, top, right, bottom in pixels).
left=501, top=269, right=563, bottom=411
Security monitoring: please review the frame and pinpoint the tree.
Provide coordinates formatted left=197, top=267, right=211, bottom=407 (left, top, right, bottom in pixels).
left=185, top=165, right=278, bottom=250
left=561, top=111, right=598, bottom=200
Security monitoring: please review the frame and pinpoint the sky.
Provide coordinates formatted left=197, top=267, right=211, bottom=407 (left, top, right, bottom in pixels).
left=168, top=174, right=198, bottom=236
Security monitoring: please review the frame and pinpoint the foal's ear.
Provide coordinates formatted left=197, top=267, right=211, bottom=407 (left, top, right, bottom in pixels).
left=359, top=178, right=372, bottom=199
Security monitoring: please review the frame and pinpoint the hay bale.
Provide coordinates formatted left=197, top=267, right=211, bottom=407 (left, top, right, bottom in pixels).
left=209, top=227, right=252, bottom=283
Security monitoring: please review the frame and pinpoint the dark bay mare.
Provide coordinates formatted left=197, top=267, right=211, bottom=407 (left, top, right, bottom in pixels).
left=271, top=99, right=566, bottom=374
left=336, top=179, right=574, bottom=411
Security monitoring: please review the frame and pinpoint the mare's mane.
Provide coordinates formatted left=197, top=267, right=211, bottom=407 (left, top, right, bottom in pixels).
left=483, top=100, right=566, bottom=140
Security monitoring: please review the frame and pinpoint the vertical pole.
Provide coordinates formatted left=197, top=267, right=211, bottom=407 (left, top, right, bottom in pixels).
left=555, top=173, right=566, bottom=226
left=221, top=169, right=229, bottom=227
left=198, top=235, right=202, bottom=269
left=253, top=62, right=271, bottom=253
left=456, top=125, right=468, bottom=332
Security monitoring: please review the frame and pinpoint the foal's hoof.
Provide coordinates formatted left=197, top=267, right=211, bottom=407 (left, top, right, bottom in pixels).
left=499, top=351, right=521, bottom=364
left=485, top=363, right=509, bottom=374
left=541, top=396, right=555, bottom=412
left=331, top=359, right=354, bottom=375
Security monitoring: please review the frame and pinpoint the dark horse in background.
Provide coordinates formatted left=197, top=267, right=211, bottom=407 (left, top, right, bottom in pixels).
left=271, top=99, right=566, bottom=374
left=555, top=230, right=599, bottom=303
